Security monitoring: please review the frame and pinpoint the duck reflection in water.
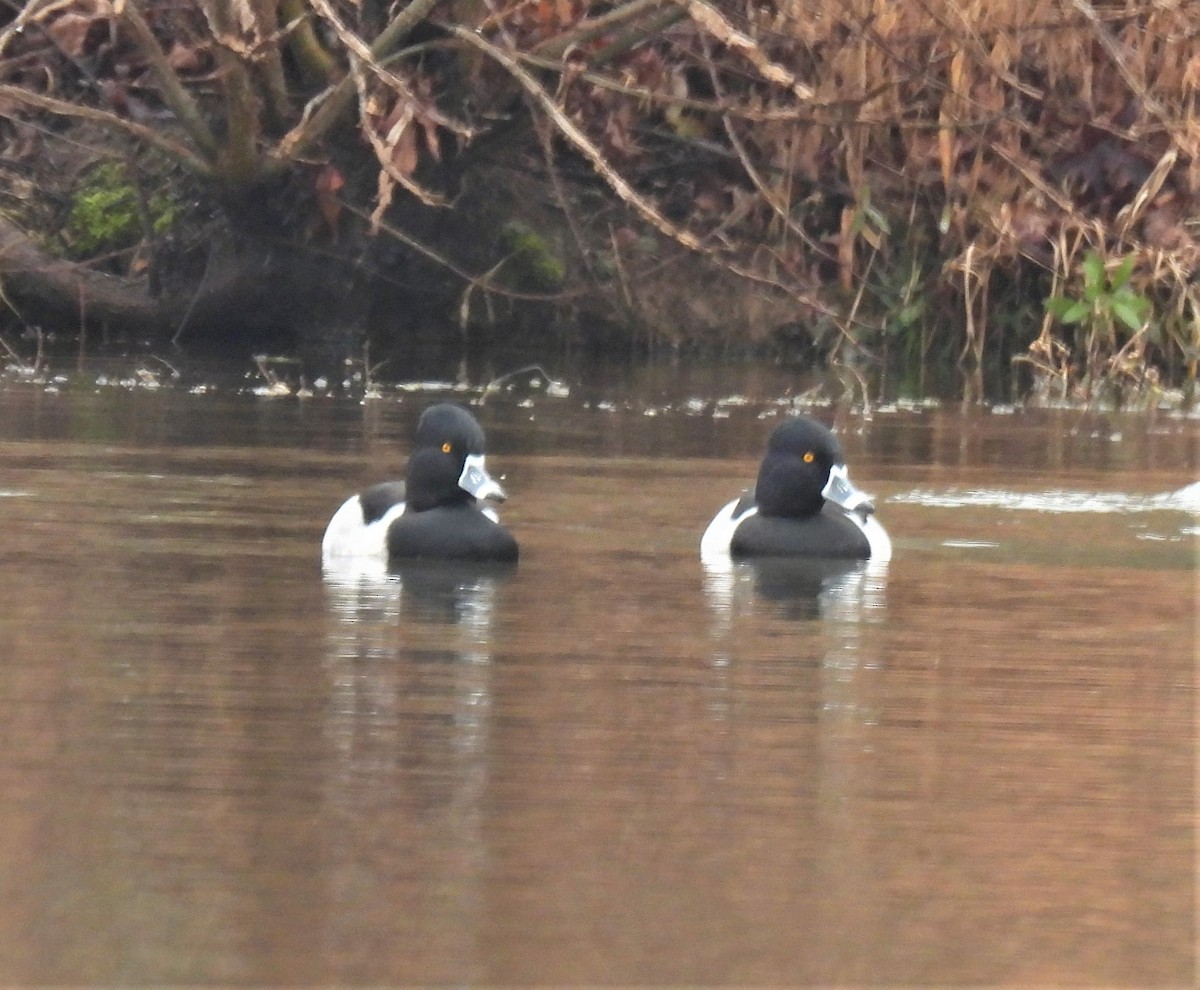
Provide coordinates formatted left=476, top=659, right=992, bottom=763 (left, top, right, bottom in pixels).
left=323, top=553, right=516, bottom=636
left=320, top=560, right=511, bottom=971
left=740, top=556, right=878, bottom=622
left=704, top=554, right=888, bottom=623
left=387, top=558, right=516, bottom=627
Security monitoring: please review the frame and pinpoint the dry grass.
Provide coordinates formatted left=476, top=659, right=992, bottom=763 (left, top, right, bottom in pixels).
left=550, top=0, right=1198, bottom=399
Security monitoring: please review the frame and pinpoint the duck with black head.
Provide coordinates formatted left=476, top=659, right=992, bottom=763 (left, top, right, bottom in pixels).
left=322, top=402, right=518, bottom=565
left=701, top=414, right=890, bottom=562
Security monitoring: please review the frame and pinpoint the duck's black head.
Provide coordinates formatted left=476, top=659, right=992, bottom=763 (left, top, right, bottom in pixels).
left=755, top=416, right=873, bottom=519
left=406, top=403, right=506, bottom=511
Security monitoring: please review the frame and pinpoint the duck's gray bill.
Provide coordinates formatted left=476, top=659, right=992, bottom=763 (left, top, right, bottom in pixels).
left=458, top=453, right=507, bottom=502
left=822, top=463, right=874, bottom=517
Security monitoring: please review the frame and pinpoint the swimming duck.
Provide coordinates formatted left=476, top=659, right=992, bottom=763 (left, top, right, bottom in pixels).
left=701, top=415, right=890, bottom=561
left=322, top=402, right=518, bottom=564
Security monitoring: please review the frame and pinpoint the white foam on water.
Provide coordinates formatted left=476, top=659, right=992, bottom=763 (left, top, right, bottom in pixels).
left=891, top=483, right=1200, bottom=515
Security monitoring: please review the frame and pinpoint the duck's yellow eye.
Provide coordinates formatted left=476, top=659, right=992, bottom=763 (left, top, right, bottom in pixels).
left=803, top=451, right=815, bottom=463
left=441, top=442, right=452, bottom=453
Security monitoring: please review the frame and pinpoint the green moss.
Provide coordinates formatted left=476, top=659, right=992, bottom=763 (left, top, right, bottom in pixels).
left=64, top=162, right=177, bottom=257
left=498, top=221, right=565, bottom=290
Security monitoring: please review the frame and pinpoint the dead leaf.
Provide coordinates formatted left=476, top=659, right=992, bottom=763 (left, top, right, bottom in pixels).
left=314, top=164, right=344, bottom=242
left=390, top=124, right=419, bottom=177
left=370, top=171, right=396, bottom=237
left=611, top=227, right=638, bottom=252
left=364, top=90, right=391, bottom=122
left=46, top=11, right=103, bottom=57
left=166, top=41, right=207, bottom=73
left=1005, top=201, right=1053, bottom=249
left=693, top=188, right=725, bottom=214
left=1184, top=54, right=1200, bottom=92
left=629, top=49, right=665, bottom=91
left=417, top=112, right=441, bottom=163
left=603, top=103, right=638, bottom=158
left=229, top=0, right=257, bottom=33
left=1143, top=206, right=1200, bottom=263
left=837, top=206, right=856, bottom=291
left=5, top=122, right=40, bottom=163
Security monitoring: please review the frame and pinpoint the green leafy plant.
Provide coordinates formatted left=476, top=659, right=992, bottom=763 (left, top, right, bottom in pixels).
left=1044, top=250, right=1153, bottom=396
left=1045, top=251, right=1150, bottom=332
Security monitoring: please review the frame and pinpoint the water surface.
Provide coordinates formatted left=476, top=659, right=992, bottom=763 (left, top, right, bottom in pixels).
left=0, top=376, right=1194, bottom=986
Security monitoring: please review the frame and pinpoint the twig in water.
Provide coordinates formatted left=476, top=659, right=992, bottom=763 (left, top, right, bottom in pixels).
left=77, top=284, right=86, bottom=373
left=478, top=364, right=564, bottom=404
left=172, top=241, right=215, bottom=345
left=361, top=339, right=390, bottom=396
left=149, top=355, right=181, bottom=379
left=253, top=353, right=300, bottom=394
left=0, top=329, right=22, bottom=365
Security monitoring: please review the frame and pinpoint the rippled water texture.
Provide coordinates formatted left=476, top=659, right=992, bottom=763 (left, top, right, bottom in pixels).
left=0, top=372, right=1195, bottom=986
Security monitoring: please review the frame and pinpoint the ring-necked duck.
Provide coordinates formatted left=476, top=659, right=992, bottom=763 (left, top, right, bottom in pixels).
left=701, top=415, right=890, bottom=561
left=322, top=403, right=518, bottom=563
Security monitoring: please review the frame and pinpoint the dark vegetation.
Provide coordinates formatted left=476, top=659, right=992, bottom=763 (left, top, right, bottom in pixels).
left=0, top=0, right=1195, bottom=403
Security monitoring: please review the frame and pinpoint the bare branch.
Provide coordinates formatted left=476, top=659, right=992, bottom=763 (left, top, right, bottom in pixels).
left=201, top=0, right=261, bottom=181
left=349, top=60, right=445, bottom=208
left=590, top=5, right=686, bottom=65
left=112, top=0, right=220, bottom=158
left=340, top=199, right=585, bottom=303
left=309, top=0, right=474, bottom=139
left=448, top=22, right=857, bottom=328
left=448, top=24, right=705, bottom=253
left=0, top=83, right=213, bottom=175
left=0, top=0, right=75, bottom=58
left=698, top=38, right=833, bottom=265
left=277, top=0, right=443, bottom=162
left=534, top=0, right=671, bottom=59
left=278, top=0, right=340, bottom=84
left=245, top=0, right=293, bottom=126
left=683, top=0, right=814, bottom=102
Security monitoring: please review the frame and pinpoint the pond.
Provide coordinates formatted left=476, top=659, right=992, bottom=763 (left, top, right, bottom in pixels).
left=0, top=365, right=1195, bottom=985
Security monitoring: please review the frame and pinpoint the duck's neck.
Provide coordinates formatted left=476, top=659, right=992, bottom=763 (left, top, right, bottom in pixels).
left=756, top=458, right=824, bottom=517
left=406, top=449, right=473, bottom=512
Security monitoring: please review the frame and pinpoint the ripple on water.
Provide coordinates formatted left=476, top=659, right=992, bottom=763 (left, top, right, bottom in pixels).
left=890, top=483, right=1200, bottom=515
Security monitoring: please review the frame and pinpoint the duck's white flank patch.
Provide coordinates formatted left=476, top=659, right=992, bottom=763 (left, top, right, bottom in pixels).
left=853, top=511, right=892, bottom=562
left=321, top=494, right=406, bottom=560
left=700, top=498, right=757, bottom=564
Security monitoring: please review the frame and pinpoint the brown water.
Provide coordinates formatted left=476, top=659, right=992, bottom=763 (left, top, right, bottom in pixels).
left=0, top=373, right=1195, bottom=986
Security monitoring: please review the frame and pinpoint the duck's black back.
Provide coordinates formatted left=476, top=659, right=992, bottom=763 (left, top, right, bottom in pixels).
left=387, top=506, right=519, bottom=562
left=358, top=481, right=407, bottom=524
